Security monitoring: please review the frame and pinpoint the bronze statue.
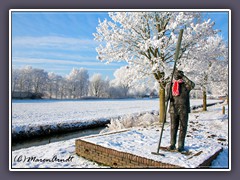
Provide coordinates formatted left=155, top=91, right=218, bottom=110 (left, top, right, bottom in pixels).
left=166, top=70, right=195, bottom=152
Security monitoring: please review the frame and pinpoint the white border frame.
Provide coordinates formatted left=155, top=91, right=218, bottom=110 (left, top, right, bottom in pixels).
left=9, top=9, right=231, bottom=172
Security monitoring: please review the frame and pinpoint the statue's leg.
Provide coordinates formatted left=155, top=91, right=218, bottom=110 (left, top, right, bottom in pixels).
left=169, top=113, right=179, bottom=150
left=178, top=112, right=189, bottom=152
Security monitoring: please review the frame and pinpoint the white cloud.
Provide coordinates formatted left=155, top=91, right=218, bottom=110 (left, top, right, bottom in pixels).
left=11, top=36, right=126, bottom=77
left=12, top=36, right=99, bottom=51
left=12, top=57, right=120, bottom=67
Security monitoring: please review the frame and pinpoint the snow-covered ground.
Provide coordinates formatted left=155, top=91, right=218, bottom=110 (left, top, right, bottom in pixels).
left=12, top=99, right=222, bottom=139
left=11, top=102, right=229, bottom=169
left=84, top=105, right=228, bottom=168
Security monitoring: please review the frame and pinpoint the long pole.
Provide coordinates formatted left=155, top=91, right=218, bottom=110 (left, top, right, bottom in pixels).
left=152, top=29, right=184, bottom=156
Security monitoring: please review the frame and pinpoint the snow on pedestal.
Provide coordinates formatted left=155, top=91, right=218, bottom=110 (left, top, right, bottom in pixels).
left=76, top=126, right=223, bottom=168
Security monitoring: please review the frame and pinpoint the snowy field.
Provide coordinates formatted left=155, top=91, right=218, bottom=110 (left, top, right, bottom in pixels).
left=11, top=102, right=229, bottom=169
left=12, top=99, right=222, bottom=139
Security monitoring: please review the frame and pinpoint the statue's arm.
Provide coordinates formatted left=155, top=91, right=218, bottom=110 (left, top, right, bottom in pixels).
left=165, top=83, right=172, bottom=102
left=182, top=75, right=195, bottom=91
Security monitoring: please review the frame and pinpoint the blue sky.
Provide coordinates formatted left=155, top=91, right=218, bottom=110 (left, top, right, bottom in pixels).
left=11, top=11, right=229, bottom=79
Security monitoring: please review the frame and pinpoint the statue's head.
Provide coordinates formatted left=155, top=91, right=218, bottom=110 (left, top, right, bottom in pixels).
left=174, top=70, right=184, bottom=80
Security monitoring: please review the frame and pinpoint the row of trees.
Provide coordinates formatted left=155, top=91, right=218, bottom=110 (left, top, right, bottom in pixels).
left=12, top=66, right=158, bottom=99
left=12, top=56, right=227, bottom=101
left=94, top=12, right=228, bottom=118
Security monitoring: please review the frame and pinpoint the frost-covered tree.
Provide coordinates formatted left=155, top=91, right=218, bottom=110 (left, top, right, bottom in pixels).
left=13, top=66, right=33, bottom=94
left=12, top=66, right=47, bottom=96
left=47, top=72, right=63, bottom=99
left=89, top=73, right=108, bottom=97
left=12, top=68, right=21, bottom=93
left=47, top=72, right=57, bottom=99
left=110, top=65, right=156, bottom=98
left=94, top=12, right=216, bottom=121
left=130, top=84, right=149, bottom=98
left=58, top=77, right=68, bottom=99
left=179, top=34, right=228, bottom=110
left=108, top=85, right=126, bottom=98
left=111, top=66, right=138, bottom=97
left=31, top=68, right=48, bottom=94
left=209, top=59, right=228, bottom=100
left=22, top=66, right=35, bottom=94
left=67, top=68, right=79, bottom=98
left=66, top=68, right=89, bottom=98
left=78, top=68, right=90, bottom=97
left=54, top=74, right=63, bottom=99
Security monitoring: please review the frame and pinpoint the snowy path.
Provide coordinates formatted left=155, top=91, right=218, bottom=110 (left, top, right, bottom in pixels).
left=11, top=102, right=229, bottom=169
left=12, top=99, right=222, bottom=140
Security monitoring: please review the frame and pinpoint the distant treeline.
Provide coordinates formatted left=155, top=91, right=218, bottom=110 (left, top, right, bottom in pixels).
left=12, top=66, right=158, bottom=99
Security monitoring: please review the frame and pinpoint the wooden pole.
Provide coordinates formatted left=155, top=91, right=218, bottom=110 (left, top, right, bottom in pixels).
left=152, top=29, right=184, bottom=155
left=222, top=106, right=225, bottom=115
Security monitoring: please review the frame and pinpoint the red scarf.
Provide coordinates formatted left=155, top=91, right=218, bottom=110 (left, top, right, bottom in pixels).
left=172, top=79, right=183, bottom=96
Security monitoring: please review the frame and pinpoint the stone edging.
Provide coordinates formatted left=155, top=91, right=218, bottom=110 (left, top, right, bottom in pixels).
left=76, top=139, right=182, bottom=168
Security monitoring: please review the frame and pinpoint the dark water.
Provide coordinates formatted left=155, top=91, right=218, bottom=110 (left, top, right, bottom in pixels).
left=12, top=126, right=106, bottom=151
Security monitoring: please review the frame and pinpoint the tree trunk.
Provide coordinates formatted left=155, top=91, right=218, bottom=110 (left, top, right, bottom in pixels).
left=159, top=87, right=165, bottom=123
left=203, top=90, right=207, bottom=111
left=222, top=105, right=225, bottom=114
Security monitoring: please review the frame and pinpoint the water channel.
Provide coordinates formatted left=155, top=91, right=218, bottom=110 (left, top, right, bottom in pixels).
left=12, top=126, right=106, bottom=151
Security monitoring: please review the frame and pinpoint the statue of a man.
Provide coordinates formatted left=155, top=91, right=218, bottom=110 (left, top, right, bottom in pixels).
left=166, top=70, right=195, bottom=152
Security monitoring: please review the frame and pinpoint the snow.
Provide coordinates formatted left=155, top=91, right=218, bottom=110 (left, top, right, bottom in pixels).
left=11, top=102, right=229, bottom=169
left=83, top=127, right=223, bottom=168
left=12, top=99, right=222, bottom=139
left=12, top=138, right=105, bottom=168
left=83, top=104, right=228, bottom=168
